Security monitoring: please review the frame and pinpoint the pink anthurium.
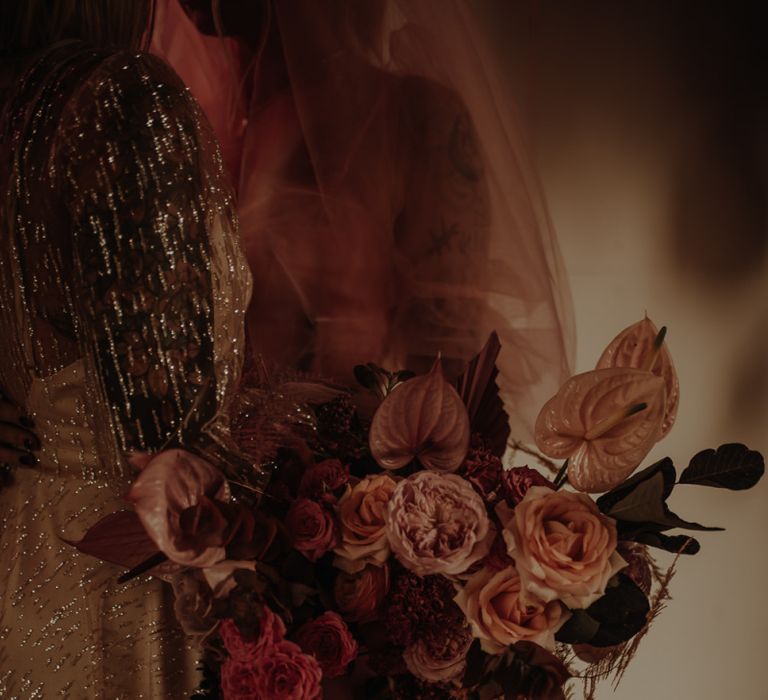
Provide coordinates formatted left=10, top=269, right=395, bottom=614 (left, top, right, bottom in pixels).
left=369, top=358, right=470, bottom=472
left=127, top=449, right=231, bottom=567
left=596, top=317, right=679, bottom=438
left=534, top=368, right=666, bottom=492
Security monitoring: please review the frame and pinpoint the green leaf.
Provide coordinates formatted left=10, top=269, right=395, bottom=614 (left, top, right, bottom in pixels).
left=555, top=575, right=650, bottom=647
left=680, top=443, right=764, bottom=490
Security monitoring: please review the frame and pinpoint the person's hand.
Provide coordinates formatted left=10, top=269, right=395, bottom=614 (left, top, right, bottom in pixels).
left=0, top=389, right=39, bottom=485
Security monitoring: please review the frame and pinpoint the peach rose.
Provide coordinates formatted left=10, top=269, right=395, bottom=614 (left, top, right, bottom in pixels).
left=498, top=486, right=625, bottom=609
left=334, top=562, right=390, bottom=623
left=454, top=566, right=568, bottom=654
left=334, top=474, right=397, bottom=573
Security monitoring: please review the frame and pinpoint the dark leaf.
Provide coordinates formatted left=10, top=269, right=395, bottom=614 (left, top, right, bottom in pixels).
left=556, top=575, right=650, bottom=647
left=680, top=443, right=765, bottom=490
left=599, top=470, right=722, bottom=533
left=64, top=510, right=160, bottom=570
left=628, top=531, right=700, bottom=555
left=463, top=638, right=488, bottom=688
left=353, top=364, right=377, bottom=390
left=456, top=332, right=510, bottom=456
left=597, top=457, right=676, bottom=514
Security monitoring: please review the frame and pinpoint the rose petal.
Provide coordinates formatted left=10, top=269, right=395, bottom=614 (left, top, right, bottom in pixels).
left=369, top=358, right=470, bottom=472
left=597, top=317, right=679, bottom=437
left=535, top=368, right=665, bottom=492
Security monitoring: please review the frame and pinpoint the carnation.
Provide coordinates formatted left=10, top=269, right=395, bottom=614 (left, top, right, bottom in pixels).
left=385, top=471, right=494, bottom=577
left=460, top=438, right=503, bottom=497
left=500, top=466, right=553, bottom=506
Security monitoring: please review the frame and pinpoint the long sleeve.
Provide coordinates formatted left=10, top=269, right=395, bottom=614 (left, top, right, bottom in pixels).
left=57, top=52, right=247, bottom=456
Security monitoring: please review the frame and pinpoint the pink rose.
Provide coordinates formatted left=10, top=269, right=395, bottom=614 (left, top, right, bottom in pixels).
left=220, top=657, right=261, bottom=700
left=219, top=607, right=286, bottom=661
left=299, top=459, right=350, bottom=503
left=285, top=498, right=338, bottom=562
left=454, top=566, right=568, bottom=654
left=403, top=625, right=473, bottom=683
left=498, top=486, right=626, bottom=608
left=500, top=466, right=554, bottom=506
left=294, top=611, right=358, bottom=678
left=386, top=471, right=493, bottom=577
left=252, top=641, right=323, bottom=700
left=334, top=562, right=390, bottom=623
left=127, top=449, right=229, bottom=567
left=334, top=473, right=397, bottom=573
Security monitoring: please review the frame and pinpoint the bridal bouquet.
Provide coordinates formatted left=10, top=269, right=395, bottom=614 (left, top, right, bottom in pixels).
left=71, top=319, right=764, bottom=699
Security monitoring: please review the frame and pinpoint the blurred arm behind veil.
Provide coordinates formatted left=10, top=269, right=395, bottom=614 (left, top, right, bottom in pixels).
left=152, top=0, right=575, bottom=442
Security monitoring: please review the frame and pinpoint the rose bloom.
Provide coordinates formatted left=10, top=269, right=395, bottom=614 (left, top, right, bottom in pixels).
left=127, top=449, right=229, bottom=567
left=219, top=606, right=287, bottom=661
left=498, top=486, right=626, bottom=608
left=500, top=466, right=553, bottom=506
left=386, top=471, right=493, bottom=577
left=334, top=562, right=390, bottom=623
left=285, top=497, right=338, bottom=562
left=298, top=458, right=350, bottom=503
left=403, top=624, right=473, bottom=683
left=455, top=566, right=567, bottom=654
left=252, top=640, right=323, bottom=700
left=171, top=570, right=217, bottom=638
left=220, top=657, right=261, bottom=700
left=334, top=473, right=397, bottom=573
left=294, top=611, right=358, bottom=678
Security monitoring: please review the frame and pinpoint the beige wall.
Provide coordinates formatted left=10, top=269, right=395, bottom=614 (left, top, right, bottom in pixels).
left=478, top=3, right=768, bottom=698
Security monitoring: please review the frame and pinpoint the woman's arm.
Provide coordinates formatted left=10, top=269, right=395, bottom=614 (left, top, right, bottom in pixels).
left=58, top=52, right=231, bottom=454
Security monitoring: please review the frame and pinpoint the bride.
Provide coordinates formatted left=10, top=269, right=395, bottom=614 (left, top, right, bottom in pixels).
left=0, top=1, right=250, bottom=696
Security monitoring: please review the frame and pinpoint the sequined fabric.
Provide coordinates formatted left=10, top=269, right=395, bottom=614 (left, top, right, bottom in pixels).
left=0, top=43, right=252, bottom=697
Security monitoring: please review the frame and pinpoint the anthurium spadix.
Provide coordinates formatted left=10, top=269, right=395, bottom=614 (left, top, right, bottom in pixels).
left=534, top=368, right=666, bottom=492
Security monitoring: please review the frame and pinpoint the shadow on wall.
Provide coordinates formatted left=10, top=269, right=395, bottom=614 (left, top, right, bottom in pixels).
left=478, top=0, right=768, bottom=289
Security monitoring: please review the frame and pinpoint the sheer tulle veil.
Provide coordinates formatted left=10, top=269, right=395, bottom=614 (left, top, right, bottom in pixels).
left=152, top=0, right=575, bottom=443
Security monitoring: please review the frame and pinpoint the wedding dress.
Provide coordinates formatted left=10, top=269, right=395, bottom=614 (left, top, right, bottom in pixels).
left=152, top=0, right=575, bottom=440
left=0, top=43, right=251, bottom=697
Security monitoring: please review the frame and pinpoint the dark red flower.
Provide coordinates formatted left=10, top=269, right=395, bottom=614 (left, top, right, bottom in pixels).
left=220, top=657, right=261, bottom=700
left=386, top=570, right=465, bottom=647
left=294, top=611, right=358, bottom=678
left=460, top=440, right=503, bottom=497
left=500, top=466, right=554, bottom=506
left=285, top=498, right=338, bottom=562
left=298, top=459, right=349, bottom=503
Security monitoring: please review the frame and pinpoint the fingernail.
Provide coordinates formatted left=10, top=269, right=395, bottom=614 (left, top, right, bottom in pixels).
left=20, top=416, right=35, bottom=428
left=19, top=454, right=37, bottom=467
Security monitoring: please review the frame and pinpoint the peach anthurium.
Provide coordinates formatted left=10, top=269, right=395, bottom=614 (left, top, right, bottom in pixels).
left=596, top=316, right=679, bottom=438
left=534, top=368, right=665, bottom=492
left=369, top=358, right=470, bottom=472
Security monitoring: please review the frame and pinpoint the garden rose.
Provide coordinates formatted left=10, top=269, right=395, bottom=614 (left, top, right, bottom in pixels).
left=403, top=624, right=473, bottom=683
left=334, top=562, right=390, bottom=622
left=127, top=449, right=229, bottom=567
left=219, top=606, right=286, bottom=661
left=498, top=486, right=625, bottom=608
left=252, top=641, right=322, bottom=700
left=294, top=611, right=358, bottom=678
left=220, top=657, right=261, bottom=700
left=334, top=473, right=397, bottom=573
left=454, top=566, right=568, bottom=654
left=386, top=471, right=493, bottom=576
left=285, top=497, right=338, bottom=562
left=171, top=570, right=217, bottom=638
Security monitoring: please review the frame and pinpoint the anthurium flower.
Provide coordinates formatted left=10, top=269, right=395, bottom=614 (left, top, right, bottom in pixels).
left=534, top=368, right=665, bottom=492
left=127, top=449, right=230, bottom=567
left=369, top=358, right=470, bottom=472
left=596, top=316, right=679, bottom=438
